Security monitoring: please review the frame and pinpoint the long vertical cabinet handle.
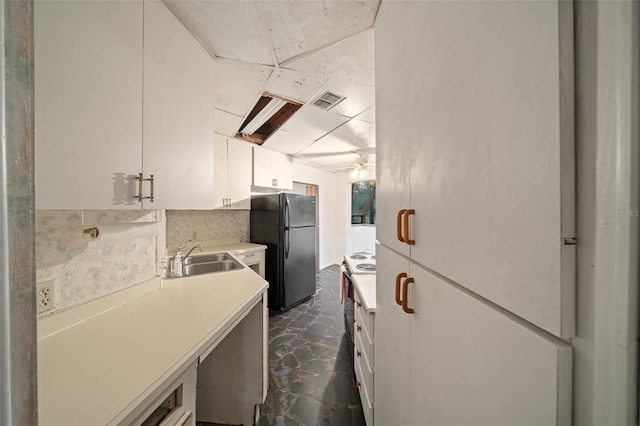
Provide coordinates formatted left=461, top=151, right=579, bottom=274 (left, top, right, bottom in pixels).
left=403, top=209, right=415, bottom=245
left=395, top=272, right=407, bottom=305
left=401, top=277, right=415, bottom=314
left=397, top=209, right=407, bottom=242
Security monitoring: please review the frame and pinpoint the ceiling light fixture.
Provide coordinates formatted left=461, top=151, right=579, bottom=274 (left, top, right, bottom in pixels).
left=351, top=162, right=369, bottom=180
left=240, top=97, right=287, bottom=136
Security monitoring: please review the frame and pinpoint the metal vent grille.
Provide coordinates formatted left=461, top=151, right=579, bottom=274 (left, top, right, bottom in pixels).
left=312, top=91, right=345, bottom=110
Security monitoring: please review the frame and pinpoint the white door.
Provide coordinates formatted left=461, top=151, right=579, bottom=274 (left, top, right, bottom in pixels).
left=226, top=138, right=252, bottom=209
left=409, top=263, right=572, bottom=425
left=374, top=243, right=411, bottom=426
left=35, top=0, right=143, bottom=209
left=213, top=134, right=228, bottom=209
left=376, top=0, right=575, bottom=339
left=143, top=0, right=214, bottom=209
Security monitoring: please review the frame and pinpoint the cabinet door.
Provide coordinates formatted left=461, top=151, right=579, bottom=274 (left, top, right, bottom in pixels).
left=377, top=0, right=575, bottom=338
left=143, top=0, right=214, bottom=209
left=35, top=1, right=143, bottom=209
left=213, top=133, right=228, bottom=209
left=374, top=1, right=412, bottom=257
left=226, top=138, right=252, bottom=209
left=409, top=263, right=572, bottom=425
left=374, top=243, right=411, bottom=426
left=252, top=146, right=293, bottom=190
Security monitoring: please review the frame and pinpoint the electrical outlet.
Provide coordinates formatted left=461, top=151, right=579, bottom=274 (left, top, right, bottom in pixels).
left=36, top=280, right=56, bottom=314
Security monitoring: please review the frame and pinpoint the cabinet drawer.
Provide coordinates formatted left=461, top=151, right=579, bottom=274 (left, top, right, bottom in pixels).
left=354, top=348, right=374, bottom=426
left=354, top=289, right=374, bottom=340
left=235, top=250, right=263, bottom=265
left=354, top=315, right=374, bottom=369
left=355, top=330, right=373, bottom=399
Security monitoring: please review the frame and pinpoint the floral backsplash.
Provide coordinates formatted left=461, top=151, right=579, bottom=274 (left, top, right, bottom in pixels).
left=166, top=210, right=249, bottom=244
left=35, top=209, right=249, bottom=315
left=36, top=210, right=162, bottom=312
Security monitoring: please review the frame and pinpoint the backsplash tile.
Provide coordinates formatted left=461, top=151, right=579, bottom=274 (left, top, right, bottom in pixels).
left=36, top=210, right=161, bottom=312
left=166, top=210, right=250, bottom=244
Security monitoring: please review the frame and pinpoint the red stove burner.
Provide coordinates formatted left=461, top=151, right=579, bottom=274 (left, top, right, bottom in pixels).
left=356, top=263, right=376, bottom=271
left=349, top=254, right=368, bottom=260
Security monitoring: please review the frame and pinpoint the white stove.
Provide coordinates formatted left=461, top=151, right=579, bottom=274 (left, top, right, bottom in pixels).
left=343, top=252, right=376, bottom=274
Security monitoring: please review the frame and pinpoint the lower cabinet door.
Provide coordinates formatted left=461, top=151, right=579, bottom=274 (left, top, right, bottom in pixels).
left=409, top=263, right=572, bottom=425
left=374, top=243, right=411, bottom=426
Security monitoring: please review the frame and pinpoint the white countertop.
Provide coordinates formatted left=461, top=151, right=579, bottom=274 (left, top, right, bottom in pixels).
left=37, top=268, right=267, bottom=426
left=353, top=274, right=376, bottom=313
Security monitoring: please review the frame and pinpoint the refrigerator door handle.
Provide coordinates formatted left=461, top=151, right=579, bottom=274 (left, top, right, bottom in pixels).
left=284, top=196, right=291, bottom=259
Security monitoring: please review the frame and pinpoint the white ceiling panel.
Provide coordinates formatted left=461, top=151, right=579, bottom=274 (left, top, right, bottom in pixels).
left=355, top=105, right=376, bottom=123
left=261, top=130, right=315, bottom=155
left=297, top=134, right=359, bottom=157
left=320, top=81, right=375, bottom=118
left=213, top=109, right=243, bottom=137
left=281, top=105, right=350, bottom=141
left=213, top=59, right=273, bottom=117
left=284, top=29, right=375, bottom=86
left=265, top=68, right=327, bottom=104
left=163, top=0, right=275, bottom=65
left=331, top=119, right=376, bottom=148
left=256, top=0, right=380, bottom=64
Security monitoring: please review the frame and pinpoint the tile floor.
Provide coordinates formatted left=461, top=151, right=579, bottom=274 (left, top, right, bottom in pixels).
left=257, top=266, right=366, bottom=426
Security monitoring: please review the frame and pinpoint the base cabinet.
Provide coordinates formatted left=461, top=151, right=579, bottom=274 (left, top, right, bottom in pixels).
left=353, top=285, right=375, bottom=426
left=375, top=243, right=572, bottom=425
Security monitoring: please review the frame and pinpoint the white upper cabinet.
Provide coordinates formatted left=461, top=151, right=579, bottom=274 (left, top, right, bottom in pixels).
left=143, top=0, right=214, bottom=210
left=376, top=0, right=575, bottom=338
left=35, top=1, right=144, bottom=209
left=213, top=134, right=252, bottom=209
left=252, top=146, right=293, bottom=190
left=35, top=0, right=215, bottom=209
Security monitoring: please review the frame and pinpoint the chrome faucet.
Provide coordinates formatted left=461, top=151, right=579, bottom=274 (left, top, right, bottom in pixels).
left=175, top=236, right=191, bottom=254
left=184, top=244, right=203, bottom=260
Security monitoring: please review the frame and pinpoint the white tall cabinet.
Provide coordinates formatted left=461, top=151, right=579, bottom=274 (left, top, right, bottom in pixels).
left=375, top=1, right=575, bottom=424
left=35, top=0, right=214, bottom=210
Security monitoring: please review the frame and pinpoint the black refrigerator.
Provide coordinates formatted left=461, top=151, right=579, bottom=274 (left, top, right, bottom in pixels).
left=250, top=193, right=316, bottom=311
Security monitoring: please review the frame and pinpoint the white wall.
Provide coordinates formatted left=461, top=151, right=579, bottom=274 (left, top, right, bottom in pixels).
left=573, top=1, right=639, bottom=423
left=292, top=161, right=338, bottom=269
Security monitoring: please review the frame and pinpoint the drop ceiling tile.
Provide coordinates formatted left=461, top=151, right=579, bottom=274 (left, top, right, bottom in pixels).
left=355, top=105, right=375, bottom=123
left=265, top=68, right=327, bottom=104
left=261, top=130, right=315, bottom=155
left=213, top=59, right=273, bottom=117
left=280, top=105, right=350, bottom=140
left=322, top=81, right=375, bottom=118
left=284, top=29, right=375, bottom=86
left=297, top=135, right=358, bottom=157
left=214, top=109, right=243, bottom=137
left=256, top=0, right=380, bottom=64
left=163, top=0, right=275, bottom=65
left=332, top=119, right=375, bottom=147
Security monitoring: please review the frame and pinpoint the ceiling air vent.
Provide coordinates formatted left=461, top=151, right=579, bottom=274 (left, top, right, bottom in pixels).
left=312, top=91, right=345, bottom=111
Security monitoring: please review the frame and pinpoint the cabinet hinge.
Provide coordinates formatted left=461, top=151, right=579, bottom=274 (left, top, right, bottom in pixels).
left=563, top=237, right=577, bottom=245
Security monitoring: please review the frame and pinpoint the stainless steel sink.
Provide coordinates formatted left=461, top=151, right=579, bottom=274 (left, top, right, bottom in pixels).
left=182, top=259, right=244, bottom=277
left=182, top=252, right=233, bottom=266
